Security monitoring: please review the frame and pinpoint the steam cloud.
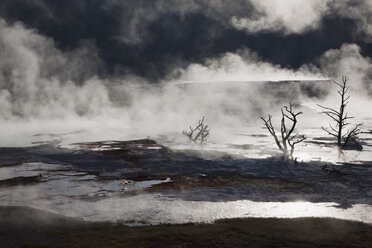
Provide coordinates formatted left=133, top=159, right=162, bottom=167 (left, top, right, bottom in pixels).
left=231, top=0, right=328, bottom=34
left=0, top=1, right=372, bottom=144
left=1, top=0, right=371, bottom=80
left=0, top=19, right=112, bottom=120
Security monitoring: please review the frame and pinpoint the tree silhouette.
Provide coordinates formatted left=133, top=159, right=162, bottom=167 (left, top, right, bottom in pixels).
left=261, top=102, right=306, bottom=160
left=183, top=116, right=210, bottom=144
left=318, top=76, right=362, bottom=157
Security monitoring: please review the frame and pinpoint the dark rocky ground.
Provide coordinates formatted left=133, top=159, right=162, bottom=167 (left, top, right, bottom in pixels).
left=1, top=139, right=371, bottom=206
left=1, top=206, right=372, bottom=248
left=1, top=139, right=372, bottom=247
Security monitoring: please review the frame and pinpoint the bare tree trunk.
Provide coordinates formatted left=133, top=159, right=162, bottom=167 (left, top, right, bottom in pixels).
left=318, top=76, right=362, bottom=158
left=261, top=103, right=305, bottom=160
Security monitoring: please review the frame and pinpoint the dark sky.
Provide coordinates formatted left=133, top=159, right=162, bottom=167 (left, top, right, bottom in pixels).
left=1, top=0, right=371, bottom=82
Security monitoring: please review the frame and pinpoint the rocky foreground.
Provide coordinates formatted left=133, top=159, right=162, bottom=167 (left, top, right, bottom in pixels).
left=1, top=138, right=372, bottom=247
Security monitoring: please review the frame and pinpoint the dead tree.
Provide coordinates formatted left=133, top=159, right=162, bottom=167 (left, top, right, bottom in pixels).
left=318, top=76, right=362, bottom=156
left=183, top=116, right=210, bottom=144
left=261, top=103, right=306, bottom=159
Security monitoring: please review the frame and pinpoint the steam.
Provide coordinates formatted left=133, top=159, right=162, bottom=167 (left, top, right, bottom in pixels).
left=331, top=0, right=372, bottom=42
left=319, top=43, right=372, bottom=94
left=0, top=18, right=322, bottom=121
left=104, top=0, right=372, bottom=39
left=230, top=0, right=372, bottom=40
left=0, top=19, right=113, bottom=120
left=172, top=49, right=323, bottom=82
left=0, top=17, right=372, bottom=147
left=231, top=0, right=329, bottom=34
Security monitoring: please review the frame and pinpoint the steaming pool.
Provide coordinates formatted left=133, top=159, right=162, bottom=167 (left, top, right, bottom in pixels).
left=0, top=121, right=372, bottom=226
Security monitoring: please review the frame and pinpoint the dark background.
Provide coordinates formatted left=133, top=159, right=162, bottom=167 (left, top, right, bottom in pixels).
left=1, top=0, right=370, bottom=82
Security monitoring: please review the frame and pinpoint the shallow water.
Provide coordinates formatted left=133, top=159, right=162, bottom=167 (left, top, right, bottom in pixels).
left=0, top=114, right=371, bottom=225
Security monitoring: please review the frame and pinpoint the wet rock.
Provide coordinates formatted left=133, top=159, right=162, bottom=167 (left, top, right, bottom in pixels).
left=343, top=139, right=363, bottom=151
left=0, top=162, right=23, bottom=168
left=74, top=139, right=164, bottom=150
left=148, top=174, right=315, bottom=193
left=0, top=173, right=43, bottom=186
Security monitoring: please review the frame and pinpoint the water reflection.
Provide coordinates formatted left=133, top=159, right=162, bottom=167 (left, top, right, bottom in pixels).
left=3, top=192, right=369, bottom=225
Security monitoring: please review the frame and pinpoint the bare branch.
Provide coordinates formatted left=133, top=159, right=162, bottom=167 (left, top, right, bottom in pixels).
left=261, top=115, right=284, bottom=151
left=317, top=104, right=339, bottom=115
left=322, top=112, right=339, bottom=123
left=333, top=80, right=343, bottom=88
left=261, top=102, right=305, bottom=159
left=183, top=116, right=211, bottom=144
left=321, top=127, right=338, bottom=137
left=342, top=123, right=362, bottom=149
